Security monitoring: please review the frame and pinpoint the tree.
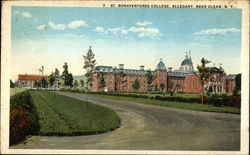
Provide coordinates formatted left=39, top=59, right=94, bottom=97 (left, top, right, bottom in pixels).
left=197, top=58, right=211, bottom=104
left=48, top=72, right=56, bottom=87
left=175, top=83, right=181, bottom=92
left=83, top=46, right=96, bottom=91
left=115, top=71, right=126, bottom=93
left=34, top=80, right=41, bottom=89
left=67, top=73, right=74, bottom=88
left=132, top=78, right=140, bottom=92
left=167, top=81, right=174, bottom=96
left=234, top=73, right=241, bottom=94
left=40, top=78, right=48, bottom=88
left=99, top=73, right=106, bottom=90
left=10, top=80, right=15, bottom=88
left=146, top=69, right=153, bottom=91
left=74, top=80, right=78, bottom=87
left=160, top=83, right=165, bottom=93
left=61, top=62, right=69, bottom=86
left=61, top=62, right=73, bottom=88
left=80, top=79, right=85, bottom=87
left=54, top=68, right=60, bottom=88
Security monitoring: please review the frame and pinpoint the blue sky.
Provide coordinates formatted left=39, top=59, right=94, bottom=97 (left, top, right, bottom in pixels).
left=11, top=6, right=242, bottom=80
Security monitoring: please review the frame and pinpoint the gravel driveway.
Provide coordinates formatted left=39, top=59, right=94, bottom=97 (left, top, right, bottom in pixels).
left=12, top=92, right=240, bottom=150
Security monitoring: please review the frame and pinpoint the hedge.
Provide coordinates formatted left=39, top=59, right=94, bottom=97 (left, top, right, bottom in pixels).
left=9, top=91, right=39, bottom=145
left=64, top=89, right=240, bottom=108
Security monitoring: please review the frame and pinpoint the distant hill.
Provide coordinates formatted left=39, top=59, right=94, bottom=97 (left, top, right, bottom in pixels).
left=73, top=75, right=85, bottom=79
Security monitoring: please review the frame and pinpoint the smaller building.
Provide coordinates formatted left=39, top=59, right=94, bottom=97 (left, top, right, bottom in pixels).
left=18, top=74, right=48, bottom=88
left=226, top=74, right=237, bottom=93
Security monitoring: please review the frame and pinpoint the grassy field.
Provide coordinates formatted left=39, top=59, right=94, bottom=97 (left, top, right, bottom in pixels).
left=30, top=91, right=120, bottom=136
left=92, top=94, right=240, bottom=114
left=10, top=88, right=26, bottom=96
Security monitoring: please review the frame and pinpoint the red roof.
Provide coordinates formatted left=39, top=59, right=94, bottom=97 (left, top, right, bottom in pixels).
left=18, top=74, right=48, bottom=81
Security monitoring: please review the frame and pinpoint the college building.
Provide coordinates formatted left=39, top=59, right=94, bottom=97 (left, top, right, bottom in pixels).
left=92, top=53, right=237, bottom=93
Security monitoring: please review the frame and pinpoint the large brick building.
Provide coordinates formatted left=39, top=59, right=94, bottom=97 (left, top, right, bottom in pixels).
left=92, top=53, right=237, bottom=93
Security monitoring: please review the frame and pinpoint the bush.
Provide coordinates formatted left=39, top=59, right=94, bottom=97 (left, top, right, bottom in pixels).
left=9, top=91, right=39, bottom=145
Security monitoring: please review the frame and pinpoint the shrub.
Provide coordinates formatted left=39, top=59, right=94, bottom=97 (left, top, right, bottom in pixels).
left=9, top=91, right=39, bottom=145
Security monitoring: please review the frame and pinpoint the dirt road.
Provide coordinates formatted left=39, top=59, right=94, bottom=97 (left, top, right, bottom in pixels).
left=12, top=92, right=240, bottom=150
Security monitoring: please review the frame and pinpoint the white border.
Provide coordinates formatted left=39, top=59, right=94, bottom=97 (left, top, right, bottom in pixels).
left=1, top=0, right=249, bottom=154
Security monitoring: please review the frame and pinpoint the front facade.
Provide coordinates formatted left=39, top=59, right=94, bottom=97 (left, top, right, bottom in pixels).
left=92, top=53, right=237, bottom=93
left=18, top=74, right=49, bottom=88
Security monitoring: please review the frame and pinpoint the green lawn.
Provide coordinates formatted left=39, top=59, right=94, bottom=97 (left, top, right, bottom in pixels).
left=10, top=88, right=26, bottom=96
left=30, top=91, right=120, bottom=136
left=92, top=94, right=240, bottom=114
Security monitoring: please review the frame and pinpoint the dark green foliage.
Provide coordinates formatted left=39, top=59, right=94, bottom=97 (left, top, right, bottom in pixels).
left=61, top=63, right=73, bottom=87
left=48, top=72, right=56, bottom=87
left=83, top=46, right=96, bottom=89
left=146, top=70, right=153, bottom=91
left=80, top=79, right=85, bottom=87
left=234, top=73, right=241, bottom=94
left=40, top=77, right=48, bottom=88
left=30, top=91, right=120, bottom=136
left=197, top=58, right=211, bottom=104
left=132, top=78, right=140, bottom=91
left=10, top=91, right=39, bottom=145
left=74, top=80, right=79, bottom=87
left=160, top=83, right=165, bottom=93
left=99, top=73, right=106, bottom=89
left=34, top=80, right=41, bottom=88
left=167, top=81, right=173, bottom=93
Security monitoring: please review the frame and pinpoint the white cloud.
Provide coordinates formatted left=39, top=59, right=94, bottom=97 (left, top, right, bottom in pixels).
left=194, top=27, right=241, bottom=35
left=68, top=20, right=87, bottom=29
left=94, top=26, right=161, bottom=38
left=107, top=27, right=124, bottom=35
left=21, top=12, right=32, bottom=18
left=48, top=21, right=66, bottom=30
left=94, top=27, right=105, bottom=33
left=36, top=25, right=47, bottom=30
left=63, top=33, right=86, bottom=38
left=135, top=21, right=153, bottom=26
left=129, top=26, right=161, bottom=38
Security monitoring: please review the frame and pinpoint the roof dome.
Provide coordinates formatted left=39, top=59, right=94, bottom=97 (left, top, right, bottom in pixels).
left=181, top=58, right=193, bottom=66
left=156, top=59, right=166, bottom=70
left=181, top=53, right=193, bottom=66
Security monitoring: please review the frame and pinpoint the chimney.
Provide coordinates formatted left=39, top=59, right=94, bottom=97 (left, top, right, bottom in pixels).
left=140, top=65, right=144, bottom=70
left=168, top=67, right=172, bottom=72
left=118, top=64, right=124, bottom=69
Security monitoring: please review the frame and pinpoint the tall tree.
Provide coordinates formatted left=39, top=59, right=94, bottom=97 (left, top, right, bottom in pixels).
left=61, top=62, right=69, bottom=86
left=115, top=71, right=126, bottom=93
left=74, top=80, right=79, bottom=87
left=132, top=78, right=140, bottom=92
left=197, top=58, right=211, bottom=104
left=146, top=69, right=153, bottom=91
left=160, top=83, right=165, bottom=93
left=99, top=73, right=106, bottom=90
left=83, top=46, right=96, bottom=91
left=80, top=79, right=85, bottom=87
left=48, top=72, right=56, bottom=87
left=54, top=68, right=60, bottom=88
left=40, top=77, right=48, bottom=88
left=167, top=81, right=173, bottom=94
left=67, top=73, right=74, bottom=88
left=234, top=73, right=241, bottom=94
left=61, top=62, right=73, bottom=88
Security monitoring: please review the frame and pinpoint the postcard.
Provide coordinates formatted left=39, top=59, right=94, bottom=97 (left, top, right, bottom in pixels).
left=1, top=0, right=249, bottom=154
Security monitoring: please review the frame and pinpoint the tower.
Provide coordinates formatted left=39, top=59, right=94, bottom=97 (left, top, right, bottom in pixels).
left=155, top=58, right=167, bottom=91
